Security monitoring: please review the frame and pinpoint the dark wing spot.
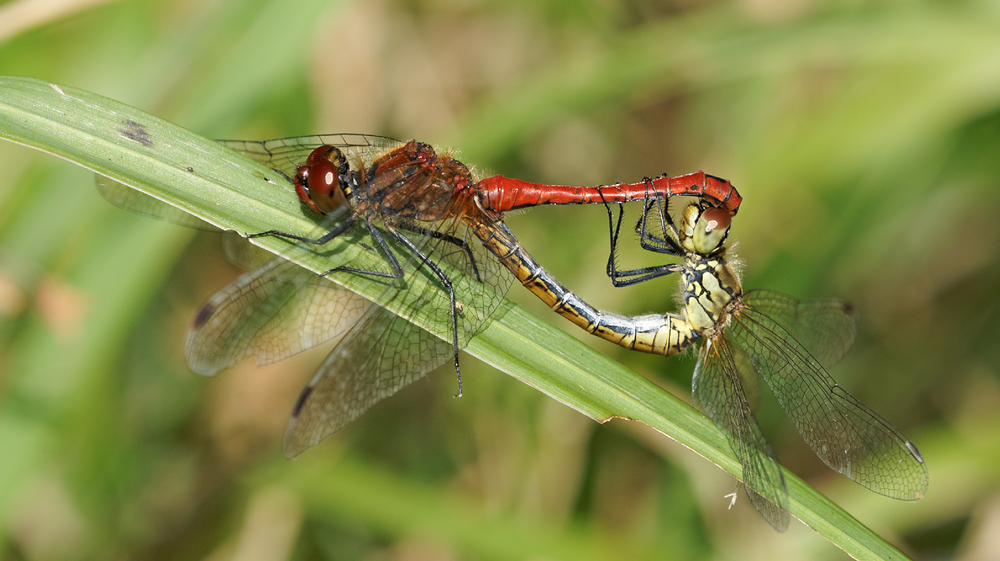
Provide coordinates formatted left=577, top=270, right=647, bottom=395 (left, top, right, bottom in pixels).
left=192, top=302, right=215, bottom=328
left=119, top=120, right=153, bottom=147
left=291, top=385, right=314, bottom=418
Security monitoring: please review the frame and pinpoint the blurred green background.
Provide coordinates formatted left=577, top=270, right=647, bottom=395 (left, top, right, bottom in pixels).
left=0, top=0, right=998, bottom=559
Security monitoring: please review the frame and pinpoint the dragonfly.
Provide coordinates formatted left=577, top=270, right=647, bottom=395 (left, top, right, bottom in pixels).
left=99, top=133, right=742, bottom=457
left=594, top=196, right=929, bottom=531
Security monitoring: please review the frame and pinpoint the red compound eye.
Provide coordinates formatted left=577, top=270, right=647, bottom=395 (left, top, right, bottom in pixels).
left=701, top=207, right=731, bottom=232
left=693, top=206, right=732, bottom=254
left=305, top=159, right=344, bottom=214
left=306, top=159, right=337, bottom=198
left=293, top=146, right=348, bottom=214
left=305, top=145, right=333, bottom=166
left=293, top=165, right=318, bottom=213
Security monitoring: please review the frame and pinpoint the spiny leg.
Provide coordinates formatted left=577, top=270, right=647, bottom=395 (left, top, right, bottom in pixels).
left=602, top=199, right=683, bottom=287
left=319, top=219, right=404, bottom=281
left=396, top=222, right=483, bottom=283
left=636, top=198, right=684, bottom=255
left=382, top=224, right=464, bottom=397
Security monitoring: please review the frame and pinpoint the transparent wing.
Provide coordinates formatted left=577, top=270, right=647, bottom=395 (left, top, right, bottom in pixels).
left=96, top=174, right=216, bottom=230
left=693, top=336, right=790, bottom=532
left=744, top=289, right=856, bottom=368
left=282, top=217, right=511, bottom=457
left=216, top=134, right=403, bottom=180
left=183, top=202, right=413, bottom=377
left=96, top=133, right=403, bottom=227
left=219, top=231, right=275, bottom=271
left=730, top=293, right=929, bottom=501
left=282, top=300, right=454, bottom=457
left=185, top=256, right=371, bottom=375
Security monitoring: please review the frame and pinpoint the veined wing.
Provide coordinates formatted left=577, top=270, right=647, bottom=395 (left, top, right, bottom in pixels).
left=730, top=293, right=929, bottom=501
left=96, top=134, right=404, bottom=228
left=693, top=335, right=790, bottom=532
left=744, top=290, right=856, bottom=368
left=283, top=299, right=455, bottom=457
left=185, top=255, right=371, bottom=376
left=283, top=216, right=511, bottom=457
left=96, top=173, right=216, bottom=229
left=216, top=134, right=403, bottom=180
left=184, top=194, right=460, bottom=378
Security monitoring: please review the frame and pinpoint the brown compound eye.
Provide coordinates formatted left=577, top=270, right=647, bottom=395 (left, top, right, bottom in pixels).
left=294, top=146, right=348, bottom=214
left=693, top=206, right=731, bottom=254
left=305, top=145, right=332, bottom=166
left=307, top=159, right=336, bottom=190
left=293, top=164, right=318, bottom=213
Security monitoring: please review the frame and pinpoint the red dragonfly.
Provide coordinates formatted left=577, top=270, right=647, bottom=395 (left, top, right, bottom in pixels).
left=99, top=133, right=742, bottom=456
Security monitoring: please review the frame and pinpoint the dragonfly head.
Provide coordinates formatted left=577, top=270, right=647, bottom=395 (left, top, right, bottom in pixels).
left=294, top=145, right=352, bottom=215
left=679, top=204, right=731, bottom=255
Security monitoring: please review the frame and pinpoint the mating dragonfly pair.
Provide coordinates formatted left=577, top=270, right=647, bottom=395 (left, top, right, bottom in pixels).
left=99, top=134, right=927, bottom=531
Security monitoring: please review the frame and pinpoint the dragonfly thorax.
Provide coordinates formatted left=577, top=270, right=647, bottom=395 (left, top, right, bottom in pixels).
left=681, top=251, right=742, bottom=334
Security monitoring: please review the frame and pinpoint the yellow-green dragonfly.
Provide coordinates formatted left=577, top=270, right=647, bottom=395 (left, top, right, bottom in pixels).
left=598, top=197, right=928, bottom=531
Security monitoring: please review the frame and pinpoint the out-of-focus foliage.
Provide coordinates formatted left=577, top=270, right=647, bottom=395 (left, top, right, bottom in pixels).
left=0, top=0, right=996, bottom=560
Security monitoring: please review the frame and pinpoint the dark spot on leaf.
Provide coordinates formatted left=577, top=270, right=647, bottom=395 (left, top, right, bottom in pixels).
left=119, top=119, right=153, bottom=147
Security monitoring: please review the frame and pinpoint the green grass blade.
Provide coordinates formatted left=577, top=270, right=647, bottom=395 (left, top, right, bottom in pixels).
left=0, top=75, right=913, bottom=560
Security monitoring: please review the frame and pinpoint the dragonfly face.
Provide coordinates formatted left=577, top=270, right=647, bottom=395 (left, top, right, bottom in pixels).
left=674, top=203, right=742, bottom=335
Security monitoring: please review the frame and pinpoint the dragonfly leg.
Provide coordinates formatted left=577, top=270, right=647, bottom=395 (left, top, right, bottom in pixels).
left=608, top=263, right=685, bottom=287
left=248, top=213, right=357, bottom=245
left=396, top=222, right=483, bottom=283
left=603, top=200, right=683, bottom=287
left=311, top=219, right=464, bottom=395
left=319, top=219, right=405, bottom=281
left=383, top=224, right=464, bottom=397
left=636, top=199, right=683, bottom=255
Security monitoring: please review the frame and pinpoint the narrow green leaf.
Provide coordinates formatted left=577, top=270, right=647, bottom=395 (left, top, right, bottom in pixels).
left=0, top=75, right=912, bottom=560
